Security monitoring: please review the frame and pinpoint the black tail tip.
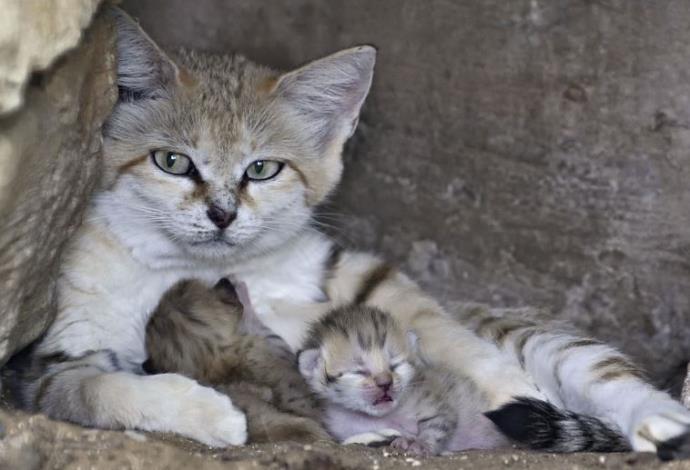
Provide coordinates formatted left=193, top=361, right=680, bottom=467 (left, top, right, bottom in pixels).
left=485, top=397, right=556, bottom=445
left=657, top=431, right=690, bottom=461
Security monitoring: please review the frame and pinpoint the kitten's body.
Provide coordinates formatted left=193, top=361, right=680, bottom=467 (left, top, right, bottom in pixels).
left=8, top=8, right=690, bottom=460
left=299, top=305, right=507, bottom=454
left=145, top=279, right=328, bottom=443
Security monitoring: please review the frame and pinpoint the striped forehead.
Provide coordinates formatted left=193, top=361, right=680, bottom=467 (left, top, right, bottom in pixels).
left=194, top=123, right=255, bottom=171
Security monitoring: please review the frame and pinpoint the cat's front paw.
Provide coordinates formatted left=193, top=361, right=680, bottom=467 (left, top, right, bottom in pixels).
left=632, top=410, right=690, bottom=460
left=148, top=374, right=247, bottom=447
left=390, top=436, right=433, bottom=456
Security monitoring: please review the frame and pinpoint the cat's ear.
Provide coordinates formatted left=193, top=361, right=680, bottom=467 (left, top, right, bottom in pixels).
left=110, top=8, right=187, bottom=100
left=275, top=46, right=376, bottom=150
left=297, top=348, right=322, bottom=378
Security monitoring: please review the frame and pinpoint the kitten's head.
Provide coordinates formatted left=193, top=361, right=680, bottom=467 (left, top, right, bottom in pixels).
left=297, top=306, right=417, bottom=417
left=101, top=9, right=375, bottom=262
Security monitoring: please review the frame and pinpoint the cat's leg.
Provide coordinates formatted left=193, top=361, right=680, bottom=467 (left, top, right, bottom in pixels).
left=27, top=350, right=247, bottom=447
left=502, top=326, right=690, bottom=458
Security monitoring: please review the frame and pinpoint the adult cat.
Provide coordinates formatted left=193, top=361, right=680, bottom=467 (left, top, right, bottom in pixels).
left=10, top=9, right=690, bottom=459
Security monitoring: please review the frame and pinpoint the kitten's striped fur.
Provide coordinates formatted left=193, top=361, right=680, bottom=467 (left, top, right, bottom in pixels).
left=6, top=7, right=690, bottom=459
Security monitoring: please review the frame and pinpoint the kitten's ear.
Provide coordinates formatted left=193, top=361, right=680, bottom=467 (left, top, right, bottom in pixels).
left=406, top=331, right=420, bottom=353
left=297, top=348, right=322, bottom=378
left=110, top=8, right=184, bottom=99
left=406, top=329, right=432, bottom=367
left=275, top=46, right=376, bottom=151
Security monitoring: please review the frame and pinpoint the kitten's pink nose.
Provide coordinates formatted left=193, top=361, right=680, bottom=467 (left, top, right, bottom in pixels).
left=374, top=372, right=393, bottom=391
left=206, top=204, right=236, bottom=229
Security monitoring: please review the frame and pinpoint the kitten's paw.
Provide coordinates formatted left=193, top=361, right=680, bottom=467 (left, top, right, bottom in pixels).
left=632, top=410, right=690, bottom=460
left=342, top=428, right=401, bottom=447
left=147, top=374, right=248, bottom=447
left=391, top=436, right=432, bottom=456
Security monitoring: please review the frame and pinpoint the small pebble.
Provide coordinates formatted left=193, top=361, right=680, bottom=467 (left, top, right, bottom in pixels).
left=303, top=444, right=312, bottom=451
left=598, top=455, right=606, bottom=464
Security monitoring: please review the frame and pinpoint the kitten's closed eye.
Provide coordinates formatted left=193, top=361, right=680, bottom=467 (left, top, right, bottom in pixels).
left=325, top=371, right=343, bottom=383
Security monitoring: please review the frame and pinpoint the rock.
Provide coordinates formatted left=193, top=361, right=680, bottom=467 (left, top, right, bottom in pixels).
left=0, top=0, right=103, bottom=115
left=122, top=0, right=690, bottom=382
left=0, top=12, right=116, bottom=365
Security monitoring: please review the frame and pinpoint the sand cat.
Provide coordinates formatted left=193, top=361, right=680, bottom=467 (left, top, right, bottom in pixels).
left=8, top=8, right=690, bottom=460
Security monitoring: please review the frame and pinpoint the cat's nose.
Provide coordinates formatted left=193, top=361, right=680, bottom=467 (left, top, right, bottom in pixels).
left=374, top=372, right=393, bottom=391
left=206, top=204, right=236, bottom=229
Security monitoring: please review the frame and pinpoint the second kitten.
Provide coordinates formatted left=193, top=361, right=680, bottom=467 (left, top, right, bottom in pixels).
left=145, top=279, right=329, bottom=444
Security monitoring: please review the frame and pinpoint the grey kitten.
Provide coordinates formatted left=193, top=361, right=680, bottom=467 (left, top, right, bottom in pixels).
left=297, top=305, right=630, bottom=456
left=145, top=279, right=329, bottom=444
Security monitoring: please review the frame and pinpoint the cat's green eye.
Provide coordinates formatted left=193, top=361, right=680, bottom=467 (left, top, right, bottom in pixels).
left=151, top=150, right=194, bottom=176
left=244, top=160, right=284, bottom=181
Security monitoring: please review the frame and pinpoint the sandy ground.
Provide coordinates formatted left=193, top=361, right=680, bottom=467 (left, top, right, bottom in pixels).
left=1, top=409, right=689, bottom=470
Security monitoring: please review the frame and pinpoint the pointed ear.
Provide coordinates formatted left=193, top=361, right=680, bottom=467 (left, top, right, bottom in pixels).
left=297, top=348, right=322, bottom=378
left=110, top=7, right=183, bottom=100
left=275, top=46, right=376, bottom=151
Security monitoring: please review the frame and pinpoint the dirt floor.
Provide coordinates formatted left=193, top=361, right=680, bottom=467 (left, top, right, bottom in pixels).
left=1, top=410, right=689, bottom=470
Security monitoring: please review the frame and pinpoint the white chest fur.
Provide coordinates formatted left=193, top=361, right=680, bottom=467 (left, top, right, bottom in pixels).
left=230, top=230, right=334, bottom=349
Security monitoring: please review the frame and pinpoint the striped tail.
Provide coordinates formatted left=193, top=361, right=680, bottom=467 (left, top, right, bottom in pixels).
left=485, top=397, right=631, bottom=453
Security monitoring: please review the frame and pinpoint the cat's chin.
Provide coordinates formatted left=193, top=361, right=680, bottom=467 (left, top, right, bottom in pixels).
left=183, top=239, right=239, bottom=260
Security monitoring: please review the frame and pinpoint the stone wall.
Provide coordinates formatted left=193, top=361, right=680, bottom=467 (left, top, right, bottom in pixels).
left=0, top=6, right=116, bottom=365
left=121, top=0, right=690, bottom=383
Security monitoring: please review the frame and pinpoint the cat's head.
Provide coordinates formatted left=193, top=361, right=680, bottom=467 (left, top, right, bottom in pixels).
left=297, top=306, right=417, bottom=417
left=101, top=9, right=375, bottom=262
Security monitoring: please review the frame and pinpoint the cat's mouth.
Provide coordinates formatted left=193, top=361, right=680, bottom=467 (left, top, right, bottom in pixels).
left=189, top=232, right=236, bottom=247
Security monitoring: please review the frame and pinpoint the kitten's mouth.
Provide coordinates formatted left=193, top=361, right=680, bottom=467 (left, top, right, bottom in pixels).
left=373, top=393, right=394, bottom=406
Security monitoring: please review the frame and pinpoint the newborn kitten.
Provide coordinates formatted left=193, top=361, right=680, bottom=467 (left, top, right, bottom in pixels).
left=297, top=305, right=631, bottom=456
left=297, top=305, right=509, bottom=455
left=145, top=279, right=329, bottom=443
